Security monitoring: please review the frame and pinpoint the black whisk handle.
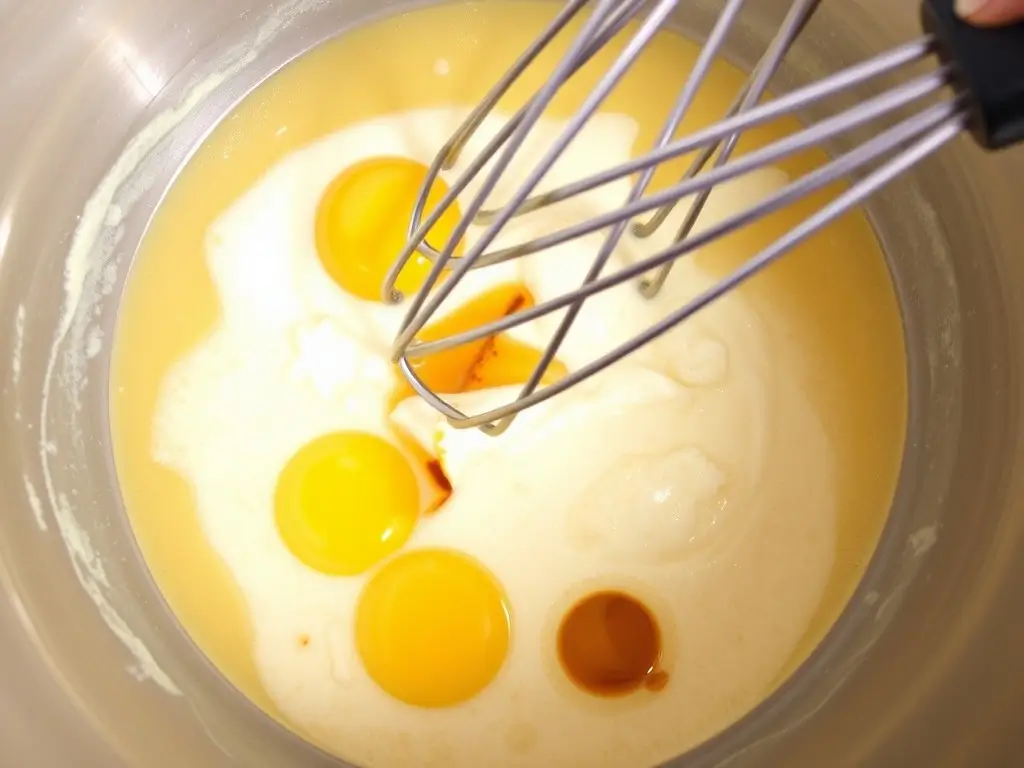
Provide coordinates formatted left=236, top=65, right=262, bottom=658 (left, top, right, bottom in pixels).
left=922, top=0, right=1024, bottom=150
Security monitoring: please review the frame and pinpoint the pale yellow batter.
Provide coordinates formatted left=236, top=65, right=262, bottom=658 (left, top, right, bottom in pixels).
left=110, top=2, right=906, bottom=765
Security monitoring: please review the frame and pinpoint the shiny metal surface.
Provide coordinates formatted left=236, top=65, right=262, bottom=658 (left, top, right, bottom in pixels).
left=0, top=1, right=1022, bottom=766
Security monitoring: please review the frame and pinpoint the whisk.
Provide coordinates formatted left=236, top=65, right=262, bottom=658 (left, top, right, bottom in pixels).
left=384, top=0, right=1024, bottom=436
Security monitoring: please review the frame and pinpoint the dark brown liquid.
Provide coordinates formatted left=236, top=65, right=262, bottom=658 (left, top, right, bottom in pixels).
left=557, top=591, right=666, bottom=697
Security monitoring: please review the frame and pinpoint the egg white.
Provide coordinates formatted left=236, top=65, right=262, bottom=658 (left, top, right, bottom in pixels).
left=153, top=106, right=838, bottom=768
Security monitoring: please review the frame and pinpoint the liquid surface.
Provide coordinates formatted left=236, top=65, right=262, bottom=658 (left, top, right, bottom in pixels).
left=111, top=2, right=907, bottom=766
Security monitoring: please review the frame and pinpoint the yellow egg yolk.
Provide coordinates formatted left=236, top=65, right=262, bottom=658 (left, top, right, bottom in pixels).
left=390, top=283, right=568, bottom=406
left=275, top=432, right=419, bottom=576
left=355, top=548, right=511, bottom=708
left=315, top=156, right=463, bottom=302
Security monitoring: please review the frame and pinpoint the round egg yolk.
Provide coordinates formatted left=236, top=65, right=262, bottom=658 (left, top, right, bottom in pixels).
left=355, top=548, right=511, bottom=708
left=315, top=156, right=464, bottom=302
left=557, top=591, right=667, bottom=697
left=274, top=432, right=419, bottom=576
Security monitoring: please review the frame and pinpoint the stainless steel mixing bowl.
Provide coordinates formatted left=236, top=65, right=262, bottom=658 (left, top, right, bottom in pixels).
left=1, top=1, right=1022, bottom=765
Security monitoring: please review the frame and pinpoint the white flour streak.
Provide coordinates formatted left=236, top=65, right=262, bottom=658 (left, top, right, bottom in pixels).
left=23, top=478, right=47, bottom=532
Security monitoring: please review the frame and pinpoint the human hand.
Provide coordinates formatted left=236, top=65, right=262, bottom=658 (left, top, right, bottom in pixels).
left=957, top=0, right=1024, bottom=25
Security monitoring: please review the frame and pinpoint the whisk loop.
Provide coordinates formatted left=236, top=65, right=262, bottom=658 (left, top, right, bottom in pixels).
left=384, top=0, right=1024, bottom=435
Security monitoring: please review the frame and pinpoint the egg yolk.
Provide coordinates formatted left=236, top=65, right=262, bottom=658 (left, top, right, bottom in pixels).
left=274, top=432, right=419, bottom=576
left=355, top=548, right=511, bottom=708
left=391, top=283, right=568, bottom=405
left=315, top=156, right=464, bottom=302
left=557, top=591, right=668, bottom=697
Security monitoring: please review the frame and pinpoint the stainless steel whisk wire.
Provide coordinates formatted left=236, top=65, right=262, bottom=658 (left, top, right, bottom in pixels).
left=383, top=0, right=970, bottom=435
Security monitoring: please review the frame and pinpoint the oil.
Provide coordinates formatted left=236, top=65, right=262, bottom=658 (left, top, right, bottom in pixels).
left=111, top=0, right=906, bottom=737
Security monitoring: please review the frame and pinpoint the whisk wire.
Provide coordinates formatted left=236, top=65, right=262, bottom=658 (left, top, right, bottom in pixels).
left=472, top=0, right=748, bottom=435
left=434, top=0, right=591, bottom=170
left=636, top=0, right=821, bottom=297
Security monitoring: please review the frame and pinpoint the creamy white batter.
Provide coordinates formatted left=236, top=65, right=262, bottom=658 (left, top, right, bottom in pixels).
left=151, top=106, right=837, bottom=767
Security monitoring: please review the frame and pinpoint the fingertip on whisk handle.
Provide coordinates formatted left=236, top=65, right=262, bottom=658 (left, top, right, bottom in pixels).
left=922, top=0, right=1024, bottom=150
